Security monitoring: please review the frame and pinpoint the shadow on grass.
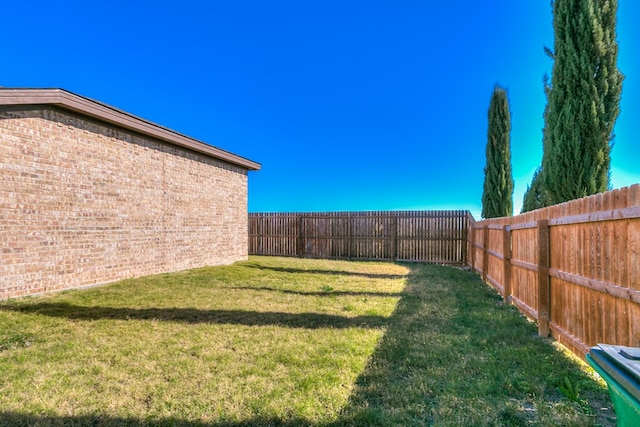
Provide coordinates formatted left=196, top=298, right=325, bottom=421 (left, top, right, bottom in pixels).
left=0, top=263, right=613, bottom=426
left=242, top=263, right=406, bottom=280
left=328, top=263, right=614, bottom=426
left=0, top=412, right=309, bottom=427
left=228, top=286, right=405, bottom=298
left=0, top=303, right=387, bottom=329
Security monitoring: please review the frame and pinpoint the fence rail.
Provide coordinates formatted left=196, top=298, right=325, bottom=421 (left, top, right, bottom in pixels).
left=469, top=184, right=640, bottom=358
left=249, top=185, right=640, bottom=360
left=249, top=210, right=470, bottom=264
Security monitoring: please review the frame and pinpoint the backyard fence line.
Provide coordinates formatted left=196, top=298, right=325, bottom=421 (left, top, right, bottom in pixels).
left=249, top=210, right=470, bottom=264
left=469, top=184, right=640, bottom=359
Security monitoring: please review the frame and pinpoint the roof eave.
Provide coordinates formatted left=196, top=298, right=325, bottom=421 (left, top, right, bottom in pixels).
left=0, top=88, right=261, bottom=171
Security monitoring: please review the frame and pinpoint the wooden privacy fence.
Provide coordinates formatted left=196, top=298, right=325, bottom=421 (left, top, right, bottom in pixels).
left=249, top=210, right=470, bottom=264
left=469, top=184, right=640, bottom=358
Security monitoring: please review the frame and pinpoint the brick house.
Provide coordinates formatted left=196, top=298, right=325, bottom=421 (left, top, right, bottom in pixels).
left=0, top=88, right=260, bottom=300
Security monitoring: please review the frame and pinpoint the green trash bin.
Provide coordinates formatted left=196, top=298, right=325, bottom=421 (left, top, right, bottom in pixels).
left=587, top=344, right=640, bottom=427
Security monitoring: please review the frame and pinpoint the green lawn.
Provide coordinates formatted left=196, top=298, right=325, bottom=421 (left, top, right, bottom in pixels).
left=0, top=256, right=614, bottom=426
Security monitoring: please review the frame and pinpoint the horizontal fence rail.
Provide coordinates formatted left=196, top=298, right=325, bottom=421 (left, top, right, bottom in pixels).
left=469, top=184, right=640, bottom=359
left=249, top=210, right=470, bottom=264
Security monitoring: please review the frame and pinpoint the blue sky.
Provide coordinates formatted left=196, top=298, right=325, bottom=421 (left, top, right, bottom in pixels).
left=2, top=1, right=638, bottom=219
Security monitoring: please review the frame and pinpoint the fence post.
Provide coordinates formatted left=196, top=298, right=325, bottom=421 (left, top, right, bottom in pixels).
left=347, top=214, right=352, bottom=260
left=392, top=214, right=398, bottom=261
left=469, top=223, right=476, bottom=271
left=461, top=212, right=468, bottom=265
left=503, top=225, right=512, bottom=303
left=537, top=219, right=550, bottom=337
left=482, top=225, right=489, bottom=283
left=297, top=215, right=304, bottom=258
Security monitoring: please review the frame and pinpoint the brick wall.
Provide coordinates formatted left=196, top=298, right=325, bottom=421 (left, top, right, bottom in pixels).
left=0, top=107, right=249, bottom=299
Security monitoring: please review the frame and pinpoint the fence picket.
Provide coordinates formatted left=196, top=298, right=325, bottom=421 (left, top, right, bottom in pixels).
left=249, top=210, right=469, bottom=264
left=469, top=184, right=640, bottom=359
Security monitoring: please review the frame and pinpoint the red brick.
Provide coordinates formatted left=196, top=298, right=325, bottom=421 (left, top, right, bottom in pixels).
left=1, top=107, right=251, bottom=299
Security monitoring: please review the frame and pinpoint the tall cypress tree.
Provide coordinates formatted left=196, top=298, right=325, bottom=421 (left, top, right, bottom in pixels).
left=541, top=0, right=623, bottom=204
left=522, top=167, right=549, bottom=213
left=482, top=86, right=513, bottom=219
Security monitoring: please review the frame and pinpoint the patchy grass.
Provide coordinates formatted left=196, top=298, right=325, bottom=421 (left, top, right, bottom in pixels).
left=335, top=264, right=615, bottom=427
left=0, top=256, right=614, bottom=426
left=0, top=331, right=34, bottom=352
